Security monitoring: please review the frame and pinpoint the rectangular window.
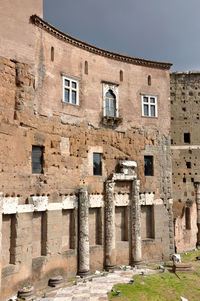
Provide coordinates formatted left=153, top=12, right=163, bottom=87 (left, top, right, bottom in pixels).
left=144, top=156, right=153, bottom=176
left=184, top=133, right=190, bottom=143
left=142, top=95, right=157, bottom=117
left=62, top=76, right=79, bottom=105
left=93, top=153, right=102, bottom=176
left=32, top=146, right=44, bottom=174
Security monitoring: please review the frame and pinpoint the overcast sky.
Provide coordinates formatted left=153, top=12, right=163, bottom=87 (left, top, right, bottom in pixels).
left=44, top=0, right=200, bottom=71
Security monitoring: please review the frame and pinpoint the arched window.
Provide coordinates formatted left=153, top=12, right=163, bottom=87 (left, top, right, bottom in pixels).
left=105, top=89, right=116, bottom=117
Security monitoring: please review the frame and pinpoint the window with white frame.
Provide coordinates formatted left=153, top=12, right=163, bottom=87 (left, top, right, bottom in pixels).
left=142, top=95, right=157, bottom=117
left=62, top=76, right=79, bottom=105
left=103, top=83, right=119, bottom=117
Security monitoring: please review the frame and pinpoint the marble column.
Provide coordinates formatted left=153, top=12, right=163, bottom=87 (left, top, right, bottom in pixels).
left=105, top=180, right=116, bottom=270
left=131, top=180, right=142, bottom=265
left=78, top=187, right=90, bottom=276
left=196, top=183, right=200, bottom=247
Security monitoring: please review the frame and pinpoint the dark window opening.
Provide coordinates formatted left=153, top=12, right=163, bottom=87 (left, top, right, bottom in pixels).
left=171, top=139, right=173, bottom=145
left=51, top=46, right=54, bottom=62
left=120, top=70, right=123, bottom=81
left=184, top=133, right=190, bottom=143
left=93, top=153, right=102, bottom=176
left=32, top=146, right=44, bottom=174
left=84, top=61, right=88, bottom=74
left=186, top=162, right=191, bottom=169
left=183, top=178, right=186, bottom=183
left=148, top=75, right=151, bottom=86
left=144, top=156, right=153, bottom=176
left=185, top=207, right=191, bottom=230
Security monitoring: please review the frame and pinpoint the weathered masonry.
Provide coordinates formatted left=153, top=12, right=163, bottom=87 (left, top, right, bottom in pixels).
left=0, top=0, right=173, bottom=299
left=171, top=72, right=200, bottom=252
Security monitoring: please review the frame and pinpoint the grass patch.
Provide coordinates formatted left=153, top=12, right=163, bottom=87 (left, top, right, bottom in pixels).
left=181, top=249, right=200, bottom=263
left=108, top=272, right=200, bottom=301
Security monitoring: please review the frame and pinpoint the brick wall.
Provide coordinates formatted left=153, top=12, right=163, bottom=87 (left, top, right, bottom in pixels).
left=171, top=72, right=199, bottom=252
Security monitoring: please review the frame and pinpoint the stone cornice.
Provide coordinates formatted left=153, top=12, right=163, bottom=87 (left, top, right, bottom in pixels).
left=31, top=15, right=172, bottom=70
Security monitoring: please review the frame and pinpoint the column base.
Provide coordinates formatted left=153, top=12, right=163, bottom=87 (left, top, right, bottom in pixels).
left=77, top=270, right=90, bottom=277
left=105, top=265, right=116, bottom=272
left=131, top=260, right=143, bottom=267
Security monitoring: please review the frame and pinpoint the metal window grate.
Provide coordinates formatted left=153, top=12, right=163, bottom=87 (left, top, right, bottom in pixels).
left=32, top=146, right=44, bottom=174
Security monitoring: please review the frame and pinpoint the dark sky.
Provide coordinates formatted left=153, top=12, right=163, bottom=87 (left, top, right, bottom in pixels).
left=43, top=0, right=200, bottom=71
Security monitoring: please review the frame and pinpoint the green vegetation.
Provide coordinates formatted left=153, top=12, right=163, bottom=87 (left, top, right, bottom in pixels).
left=108, top=272, right=200, bottom=301
left=109, top=250, right=200, bottom=301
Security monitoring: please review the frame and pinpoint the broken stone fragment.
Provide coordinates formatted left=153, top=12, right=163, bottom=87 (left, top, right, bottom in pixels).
left=17, top=285, right=35, bottom=300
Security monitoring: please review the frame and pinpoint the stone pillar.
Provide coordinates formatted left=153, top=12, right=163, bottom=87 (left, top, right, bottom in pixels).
left=168, top=202, right=175, bottom=254
left=78, top=187, right=89, bottom=276
left=131, top=180, right=142, bottom=265
left=105, top=180, right=116, bottom=270
left=0, top=193, right=3, bottom=295
left=196, top=183, right=200, bottom=247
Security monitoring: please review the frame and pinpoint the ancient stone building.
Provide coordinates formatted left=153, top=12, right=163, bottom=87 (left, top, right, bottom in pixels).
left=171, top=72, right=200, bottom=252
left=0, top=0, right=173, bottom=299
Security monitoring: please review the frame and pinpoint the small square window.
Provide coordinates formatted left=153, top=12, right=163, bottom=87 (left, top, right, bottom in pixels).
left=62, top=76, right=79, bottom=105
left=186, top=162, right=191, bottom=169
left=144, top=156, right=153, bottom=176
left=142, top=95, right=157, bottom=118
left=93, top=153, right=102, bottom=176
left=32, top=146, right=44, bottom=174
left=184, top=133, right=190, bottom=143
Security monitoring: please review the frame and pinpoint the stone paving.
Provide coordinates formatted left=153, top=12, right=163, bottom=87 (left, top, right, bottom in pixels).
left=35, top=268, right=156, bottom=301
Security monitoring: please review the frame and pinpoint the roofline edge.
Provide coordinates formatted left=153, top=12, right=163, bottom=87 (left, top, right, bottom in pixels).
left=30, top=15, right=172, bottom=70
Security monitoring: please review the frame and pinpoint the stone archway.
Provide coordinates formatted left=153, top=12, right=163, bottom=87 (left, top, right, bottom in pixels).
left=104, top=161, right=142, bottom=270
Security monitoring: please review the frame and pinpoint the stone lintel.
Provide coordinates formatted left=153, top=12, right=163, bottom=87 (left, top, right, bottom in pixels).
left=112, top=173, right=136, bottom=181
